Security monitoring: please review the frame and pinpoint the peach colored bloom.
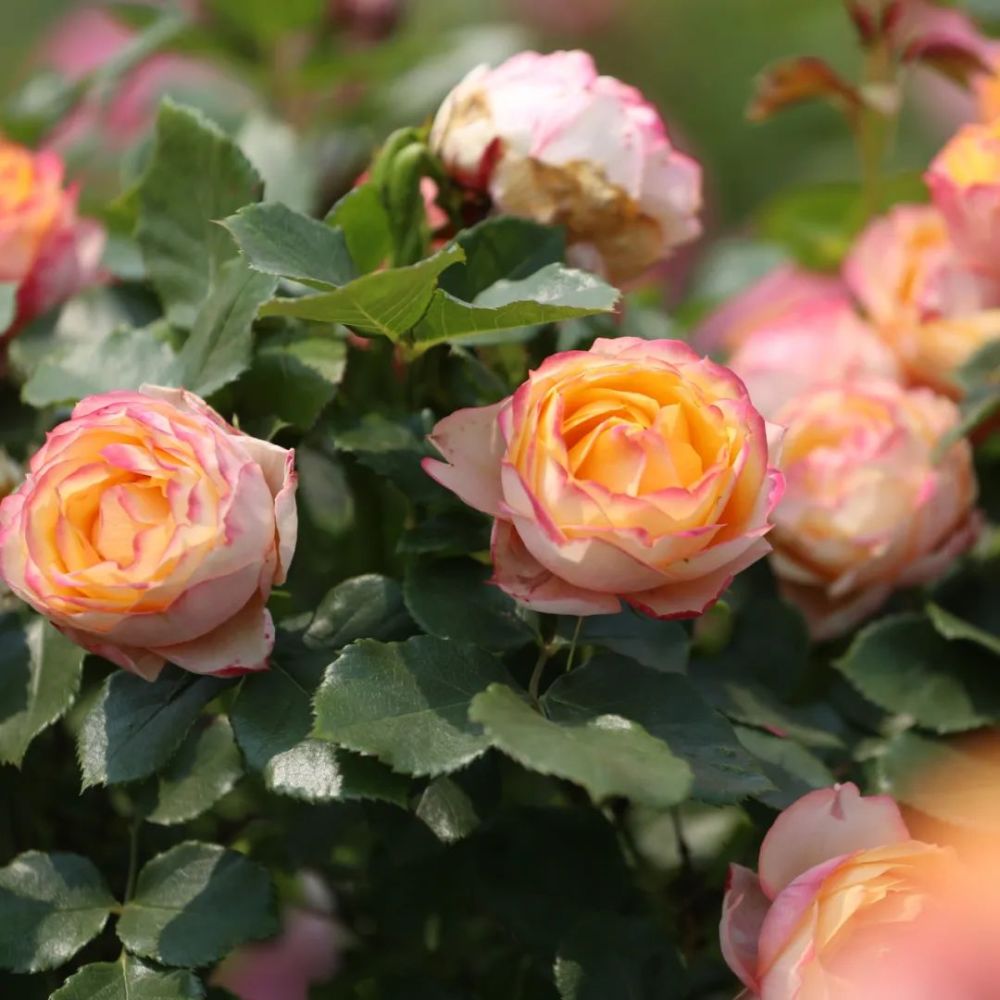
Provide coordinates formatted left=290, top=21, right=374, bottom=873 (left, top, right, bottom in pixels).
left=728, top=299, right=900, bottom=420
left=692, top=264, right=845, bottom=357
left=927, top=117, right=1000, bottom=274
left=423, top=338, right=783, bottom=618
left=974, top=44, right=1000, bottom=122
left=0, top=139, right=104, bottom=336
left=844, top=204, right=1000, bottom=396
left=0, top=386, right=297, bottom=681
left=720, top=784, right=992, bottom=1000
left=430, top=50, right=701, bottom=285
left=769, top=379, right=979, bottom=640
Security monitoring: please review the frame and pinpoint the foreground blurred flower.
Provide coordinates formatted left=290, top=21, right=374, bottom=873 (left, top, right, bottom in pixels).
left=430, top=50, right=701, bottom=284
left=927, top=117, right=1000, bottom=273
left=728, top=299, right=900, bottom=419
left=720, top=783, right=986, bottom=1000
left=0, top=386, right=297, bottom=680
left=0, top=139, right=104, bottom=337
left=424, top=338, right=783, bottom=618
left=769, top=379, right=978, bottom=640
left=844, top=203, right=1000, bottom=395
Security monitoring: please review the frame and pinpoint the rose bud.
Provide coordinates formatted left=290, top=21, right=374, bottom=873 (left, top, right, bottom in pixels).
left=721, top=783, right=986, bottom=1000
left=0, top=386, right=297, bottom=681
left=0, top=139, right=104, bottom=338
left=769, top=379, right=979, bottom=641
left=429, top=50, right=701, bottom=285
left=423, top=338, right=783, bottom=619
left=330, top=0, right=403, bottom=39
left=728, top=299, right=900, bottom=419
left=927, top=117, right=1000, bottom=274
left=843, top=203, right=1000, bottom=396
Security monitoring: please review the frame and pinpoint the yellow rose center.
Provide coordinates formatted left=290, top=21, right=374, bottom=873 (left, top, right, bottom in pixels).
left=940, top=122, right=1000, bottom=187
left=0, top=144, right=40, bottom=214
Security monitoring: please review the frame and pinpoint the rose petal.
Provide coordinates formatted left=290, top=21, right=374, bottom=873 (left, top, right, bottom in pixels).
left=720, top=865, right=770, bottom=993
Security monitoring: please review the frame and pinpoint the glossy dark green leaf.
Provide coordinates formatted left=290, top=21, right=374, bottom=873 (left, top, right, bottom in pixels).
left=404, top=558, right=538, bottom=652
left=314, top=636, right=512, bottom=776
left=560, top=610, right=689, bottom=672
left=325, top=184, right=393, bottom=275
left=470, top=683, right=692, bottom=808
left=927, top=602, right=1000, bottom=657
left=734, top=726, right=835, bottom=810
left=304, top=574, right=412, bottom=650
left=77, top=666, right=228, bottom=788
left=221, top=202, right=355, bottom=288
left=835, top=613, right=1000, bottom=732
left=0, top=617, right=84, bottom=766
left=137, top=101, right=262, bottom=327
left=50, top=956, right=205, bottom=999
left=118, top=842, right=278, bottom=967
left=0, top=852, right=115, bottom=973
left=415, top=776, right=480, bottom=844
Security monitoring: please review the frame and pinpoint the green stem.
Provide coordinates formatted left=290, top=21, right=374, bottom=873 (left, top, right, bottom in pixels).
left=124, top=820, right=140, bottom=903
left=856, top=37, right=897, bottom=220
left=565, top=616, right=584, bottom=673
left=528, top=644, right=552, bottom=706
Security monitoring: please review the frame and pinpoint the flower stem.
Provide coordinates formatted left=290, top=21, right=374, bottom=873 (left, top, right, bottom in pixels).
left=565, top=615, right=584, bottom=673
left=856, top=37, right=898, bottom=220
left=528, top=644, right=551, bottom=706
left=124, top=820, right=140, bottom=903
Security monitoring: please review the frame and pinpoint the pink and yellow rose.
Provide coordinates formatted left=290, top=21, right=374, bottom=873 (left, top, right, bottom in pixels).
left=721, top=784, right=991, bottom=1000
left=0, top=139, right=104, bottom=336
left=769, top=379, right=979, bottom=640
left=430, top=50, right=701, bottom=285
left=423, top=338, right=783, bottom=618
left=0, top=386, right=297, bottom=681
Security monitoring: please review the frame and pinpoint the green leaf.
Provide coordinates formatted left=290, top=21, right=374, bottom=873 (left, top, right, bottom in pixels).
left=543, top=654, right=771, bottom=804
left=259, top=243, right=465, bottom=340
left=304, top=574, right=412, bottom=650
left=403, top=558, right=538, bottom=652
left=559, top=610, right=689, bottom=673
left=118, top=842, right=278, bottom=968
left=416, top=776, right=480, bottom=844
left=0, top=283, right=17, bottom=332
left=470, top=683, right=692, bottom=808
left=136, top=718, right=243, bottom=826
left=313, top=636, right=513, bottom=776
left=239, top=328, right=347, bottom=431
left=325, top=184, right=393, bottom=275
left=51, top=956, right=205, bottom=1000
left=177, top=259, right=278, bottom=398
left=0, top=617, right=84, bottom=766
left=927, top=602, right=1000, bottom=657
left=0, top=852, right=115, bottom=973
left=734, top=726, right=835, bottom=810
left=230, top=638, right=408, bottom=804
left=206, top=0, right=325, bottom=44
left=835, top=613, right=1000, bottom=732
left=77, top=666, right=228, bottom=788
left=439, top=217, right=566, bottom=301
left=411, top=264, right=619, bottom=350
left=220, top=202, right=355, bottom=288
left=22, top=324, right=181, bottom=408
left=555, top=914, right=687, bottom=1000
left=137, top=100, right=262, bottom=327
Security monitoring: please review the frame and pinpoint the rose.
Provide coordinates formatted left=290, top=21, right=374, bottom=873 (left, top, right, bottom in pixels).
left=727, top=299, right=900, bottom=419
left=0, top=386, right=297, bottom=681
left=429, top=50, right=701, bottom=284
left=0, top=139, right=105, bottom=337
left=423, top=338, right=783, bottom=618
left=692, top=264, right=845, bottom=357
left=927, top=118, right=1000, bottom=274
left=768, top=379, right=979, bottom=640
left=843, top=203, right=1000, bottom=395
left=974, top=43, right=1000, bottom=122
left=720, top=783, right=988, bottom=1000
left=330, top=0, right=403, bottom=39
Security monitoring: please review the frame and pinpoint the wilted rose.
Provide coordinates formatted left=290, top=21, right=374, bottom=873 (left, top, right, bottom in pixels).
left=0, top=139, right=104, bottom=337
left=424, top=338, right=783, bottom=618
left=0, top=386, right=297, bottom=680
left=720, top=783, right=989, bottom=1000
left=430, top=50, right=701, bottom=285
left=728, top=298, right=900, bottom=419
left=844, top=203, right=1000, bottom=395
left=769, top=379, right=979, bottom=640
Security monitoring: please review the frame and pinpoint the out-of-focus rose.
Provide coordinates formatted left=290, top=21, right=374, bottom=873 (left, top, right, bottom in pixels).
left=769, top=379, right=979, bottom=640
left=0, top=139, right=104, bottom=337
left=927, top=117, right=1000, bottom=274
left=430, top=50, right=701, bottom=285
left=508, top=0, right=623, bottom=35
left=720, top=783, right=990, bottom=1000
left=728, top=299, right=900, bottom=419
left=213, top=873, right=342, bottom=1000
left=692, top=264, right=845, bottom=356
left=423, top=338, right=783, bottom=618
left=330, top=0, right=403, bottom=39
left=844, top=203, right=1000, bottom=395
left=974, top=44, right=1000, bottom=122
left=0, top=386, right=297, bottom=681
